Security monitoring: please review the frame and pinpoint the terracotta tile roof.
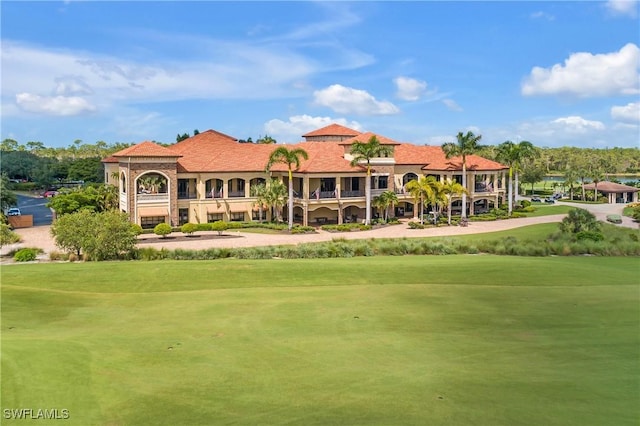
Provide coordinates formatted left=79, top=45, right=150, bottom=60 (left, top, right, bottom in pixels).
left=341, top=132, right=400, bottom=146
left=424, top=153, right=507, bottom=171
left=583, top=181, right=639, bottom=193
left=102, top=155, right=119, bottom=163
left=106, top=127, right=506, bottom=174
left=394, top=144, right=443, bottom=165
left=395, top=144, right=507, bottom=171
left=168, top=130, right=276, bottom=172
left=302, top=123, right=361, bottom=138
left=112, top=141, right=181, bottom=158
left=292, top=142, right=364, bottom=173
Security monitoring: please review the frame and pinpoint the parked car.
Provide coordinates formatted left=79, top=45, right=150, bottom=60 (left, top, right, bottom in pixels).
left=531, top=196, right=541, bottom=202
left=7, top=207, right=21, bottom=216
left=42, top=190, right=59, bottom=198
left=544, top=197, right=555, bottom=204
left=552, top=193, right=563, bottom=200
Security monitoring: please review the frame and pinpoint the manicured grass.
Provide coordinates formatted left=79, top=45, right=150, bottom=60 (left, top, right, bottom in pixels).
left=522, top=204, right=574, bottom=217
left=2, top=256, right=638, bottom=425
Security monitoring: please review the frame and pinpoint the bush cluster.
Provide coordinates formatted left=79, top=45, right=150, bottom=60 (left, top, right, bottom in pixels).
left=125, top=223, right=640, bottom=261
left=13, top=247, right=41, bottom=262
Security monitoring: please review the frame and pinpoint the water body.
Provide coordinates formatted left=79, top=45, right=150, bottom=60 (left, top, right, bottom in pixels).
left=544, top=175, right=640, bottom=184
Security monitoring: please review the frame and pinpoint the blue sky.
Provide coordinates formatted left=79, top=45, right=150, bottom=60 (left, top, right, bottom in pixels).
left=1, top=1, right=639, bottom=149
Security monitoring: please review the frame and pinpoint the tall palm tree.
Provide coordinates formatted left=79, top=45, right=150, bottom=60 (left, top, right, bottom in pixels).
left=563, top=168, right=579, bottom=201
left=405, top=176, right=438, bottom=224
left=497, top=141, right=517, bottom=215
left=349, top=135, right=394, bottom=225
left=441, top=178, right=468, bottom=226
left=441, top=131, right=483, bottom=219
left=512, top=141, right=537, bottom=204
left=497, top=140, right=536, bottom=215
left=265, top=147, right=308, bottom=230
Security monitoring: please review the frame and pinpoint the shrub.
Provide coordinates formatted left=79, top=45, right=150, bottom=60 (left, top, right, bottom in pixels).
left=408, top=221, right=425, bottom=229
left=154, top=223, right=172, bottom=238
left=559, top=208, right=600, bottom=235
left=131, top=224, right=143, bottom=236
left=181, top=223, right=199, bottom=236
left=0, top=223, right=20, bottom=247
left=520, top=199, right=532, bottom=208
left=576, top=231, right=604, bottom=242
left=14, top=248, right=40, bottom=262
left=210, top=220, right=229, bottom=235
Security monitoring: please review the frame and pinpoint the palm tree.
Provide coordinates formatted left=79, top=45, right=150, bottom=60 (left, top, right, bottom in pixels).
left=563, top=168, right=579, bottom=201
left=497, top=140, right=537, bottom=215
left=372, top=190, right=398, bottom=222
left=265, top=146, right=308, bottom=230
left=590, top=168, right=604, bottom=202
left=441, top=131, right=483, bottom=219
left=250, top=182, right=268, bottom=222
left=512, top=141, right=537, bottom=204
left=405, top=176, right=438, bottom=224
left=441, top=178, right=468, bottom=226
left=497, top=141, right=517, bottom=215
left=349, top=135, right=394, bottom=225
left=264, top=179, right=288, bottom=223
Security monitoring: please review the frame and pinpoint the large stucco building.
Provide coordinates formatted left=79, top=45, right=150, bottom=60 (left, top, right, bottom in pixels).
left=103, top=124, right=509, bottom=228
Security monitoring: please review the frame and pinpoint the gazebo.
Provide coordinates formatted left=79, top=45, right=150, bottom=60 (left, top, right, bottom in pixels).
left=582, top=181, right=639, bottom=204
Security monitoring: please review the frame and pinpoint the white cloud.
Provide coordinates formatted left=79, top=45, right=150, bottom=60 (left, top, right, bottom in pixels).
left=15, top=93, right=95, bottom=116
left=521, top=43, right=640, bottom=98
left=605, top=0, right=639, bottom=17
left=1, top=32, right=373, bottom=117
left=551, top=116, right=606, bottom=133
left=442, top=99, right=463, bottom=112
left=264, top=114, right=363, bottom=143
left=611, top=102, right=640, bottom=123
left=394, top=76, right=427, bottom=101
left=530, top=11, right=556, bottom=21
left=313, top=84, right=399, bottom=115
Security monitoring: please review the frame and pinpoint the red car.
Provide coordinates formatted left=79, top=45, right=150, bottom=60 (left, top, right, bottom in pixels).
left=42, top=190, right=59, bottom=198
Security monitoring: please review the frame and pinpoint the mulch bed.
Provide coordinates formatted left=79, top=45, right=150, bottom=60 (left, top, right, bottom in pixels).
left=137, top=233, right=243, bottom=244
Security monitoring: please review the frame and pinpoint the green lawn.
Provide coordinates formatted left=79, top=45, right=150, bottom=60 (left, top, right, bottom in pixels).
left=2, top=257, right=639, bottom=425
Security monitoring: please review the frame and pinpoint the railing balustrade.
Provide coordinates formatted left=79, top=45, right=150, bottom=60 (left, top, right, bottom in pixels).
left=137, top=193, right=169, bottom=202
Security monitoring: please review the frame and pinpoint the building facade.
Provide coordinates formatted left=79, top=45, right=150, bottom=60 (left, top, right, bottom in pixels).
left=103, top=124, right=509, bottom=228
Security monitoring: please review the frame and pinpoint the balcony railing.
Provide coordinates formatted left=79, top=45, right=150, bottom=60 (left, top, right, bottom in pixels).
left=474, top=184, right=495, bottom=193
left=228, top=191, right=245, bottom=198
left=137, top=193, right=169, bottom=202
left=340, top=190, right=365, bottom=198
left=178, top=192, right=198, bottom=200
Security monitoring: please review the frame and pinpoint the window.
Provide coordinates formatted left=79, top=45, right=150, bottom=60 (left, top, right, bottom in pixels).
left=320, top=178, right=335, bottom=192
left=140, top=216, right=166, bottom=229
left=179, top=208, right=189, bottom=225
left=230, top=212, right=245, bottom=221
left=350, top=177, right=360, bottom=191
left=378, top=176, right=388, bottom=189
left=207, top=213, right=223, bottom=223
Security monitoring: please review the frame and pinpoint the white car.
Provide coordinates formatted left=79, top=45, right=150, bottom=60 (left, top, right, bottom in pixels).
left=7, top=208, right=21, bottom=216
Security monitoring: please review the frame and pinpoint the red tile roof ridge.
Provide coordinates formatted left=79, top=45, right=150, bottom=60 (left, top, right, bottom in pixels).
left=302, top=123, right=361, bottom=138
left=341, top=131, right=400, bottom=145
left=112, top=141, right=181, bottom=157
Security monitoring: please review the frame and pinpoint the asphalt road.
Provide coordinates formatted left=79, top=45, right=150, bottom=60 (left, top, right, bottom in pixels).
left=15, top=194, right=54, bottom=226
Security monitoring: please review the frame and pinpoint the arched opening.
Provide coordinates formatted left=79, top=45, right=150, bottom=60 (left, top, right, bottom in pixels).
left=137, top=172, right=168, bottom=195
left=206, top=179, right=224, bottom=198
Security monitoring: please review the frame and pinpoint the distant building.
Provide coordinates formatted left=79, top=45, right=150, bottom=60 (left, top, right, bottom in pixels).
left=582, top=181, right=639, bottom=204
left=102, top=124, right=508, bottom=228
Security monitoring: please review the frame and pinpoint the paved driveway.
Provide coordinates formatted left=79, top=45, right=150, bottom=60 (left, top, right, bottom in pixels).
left=15, top=194, right=54, bottom=226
